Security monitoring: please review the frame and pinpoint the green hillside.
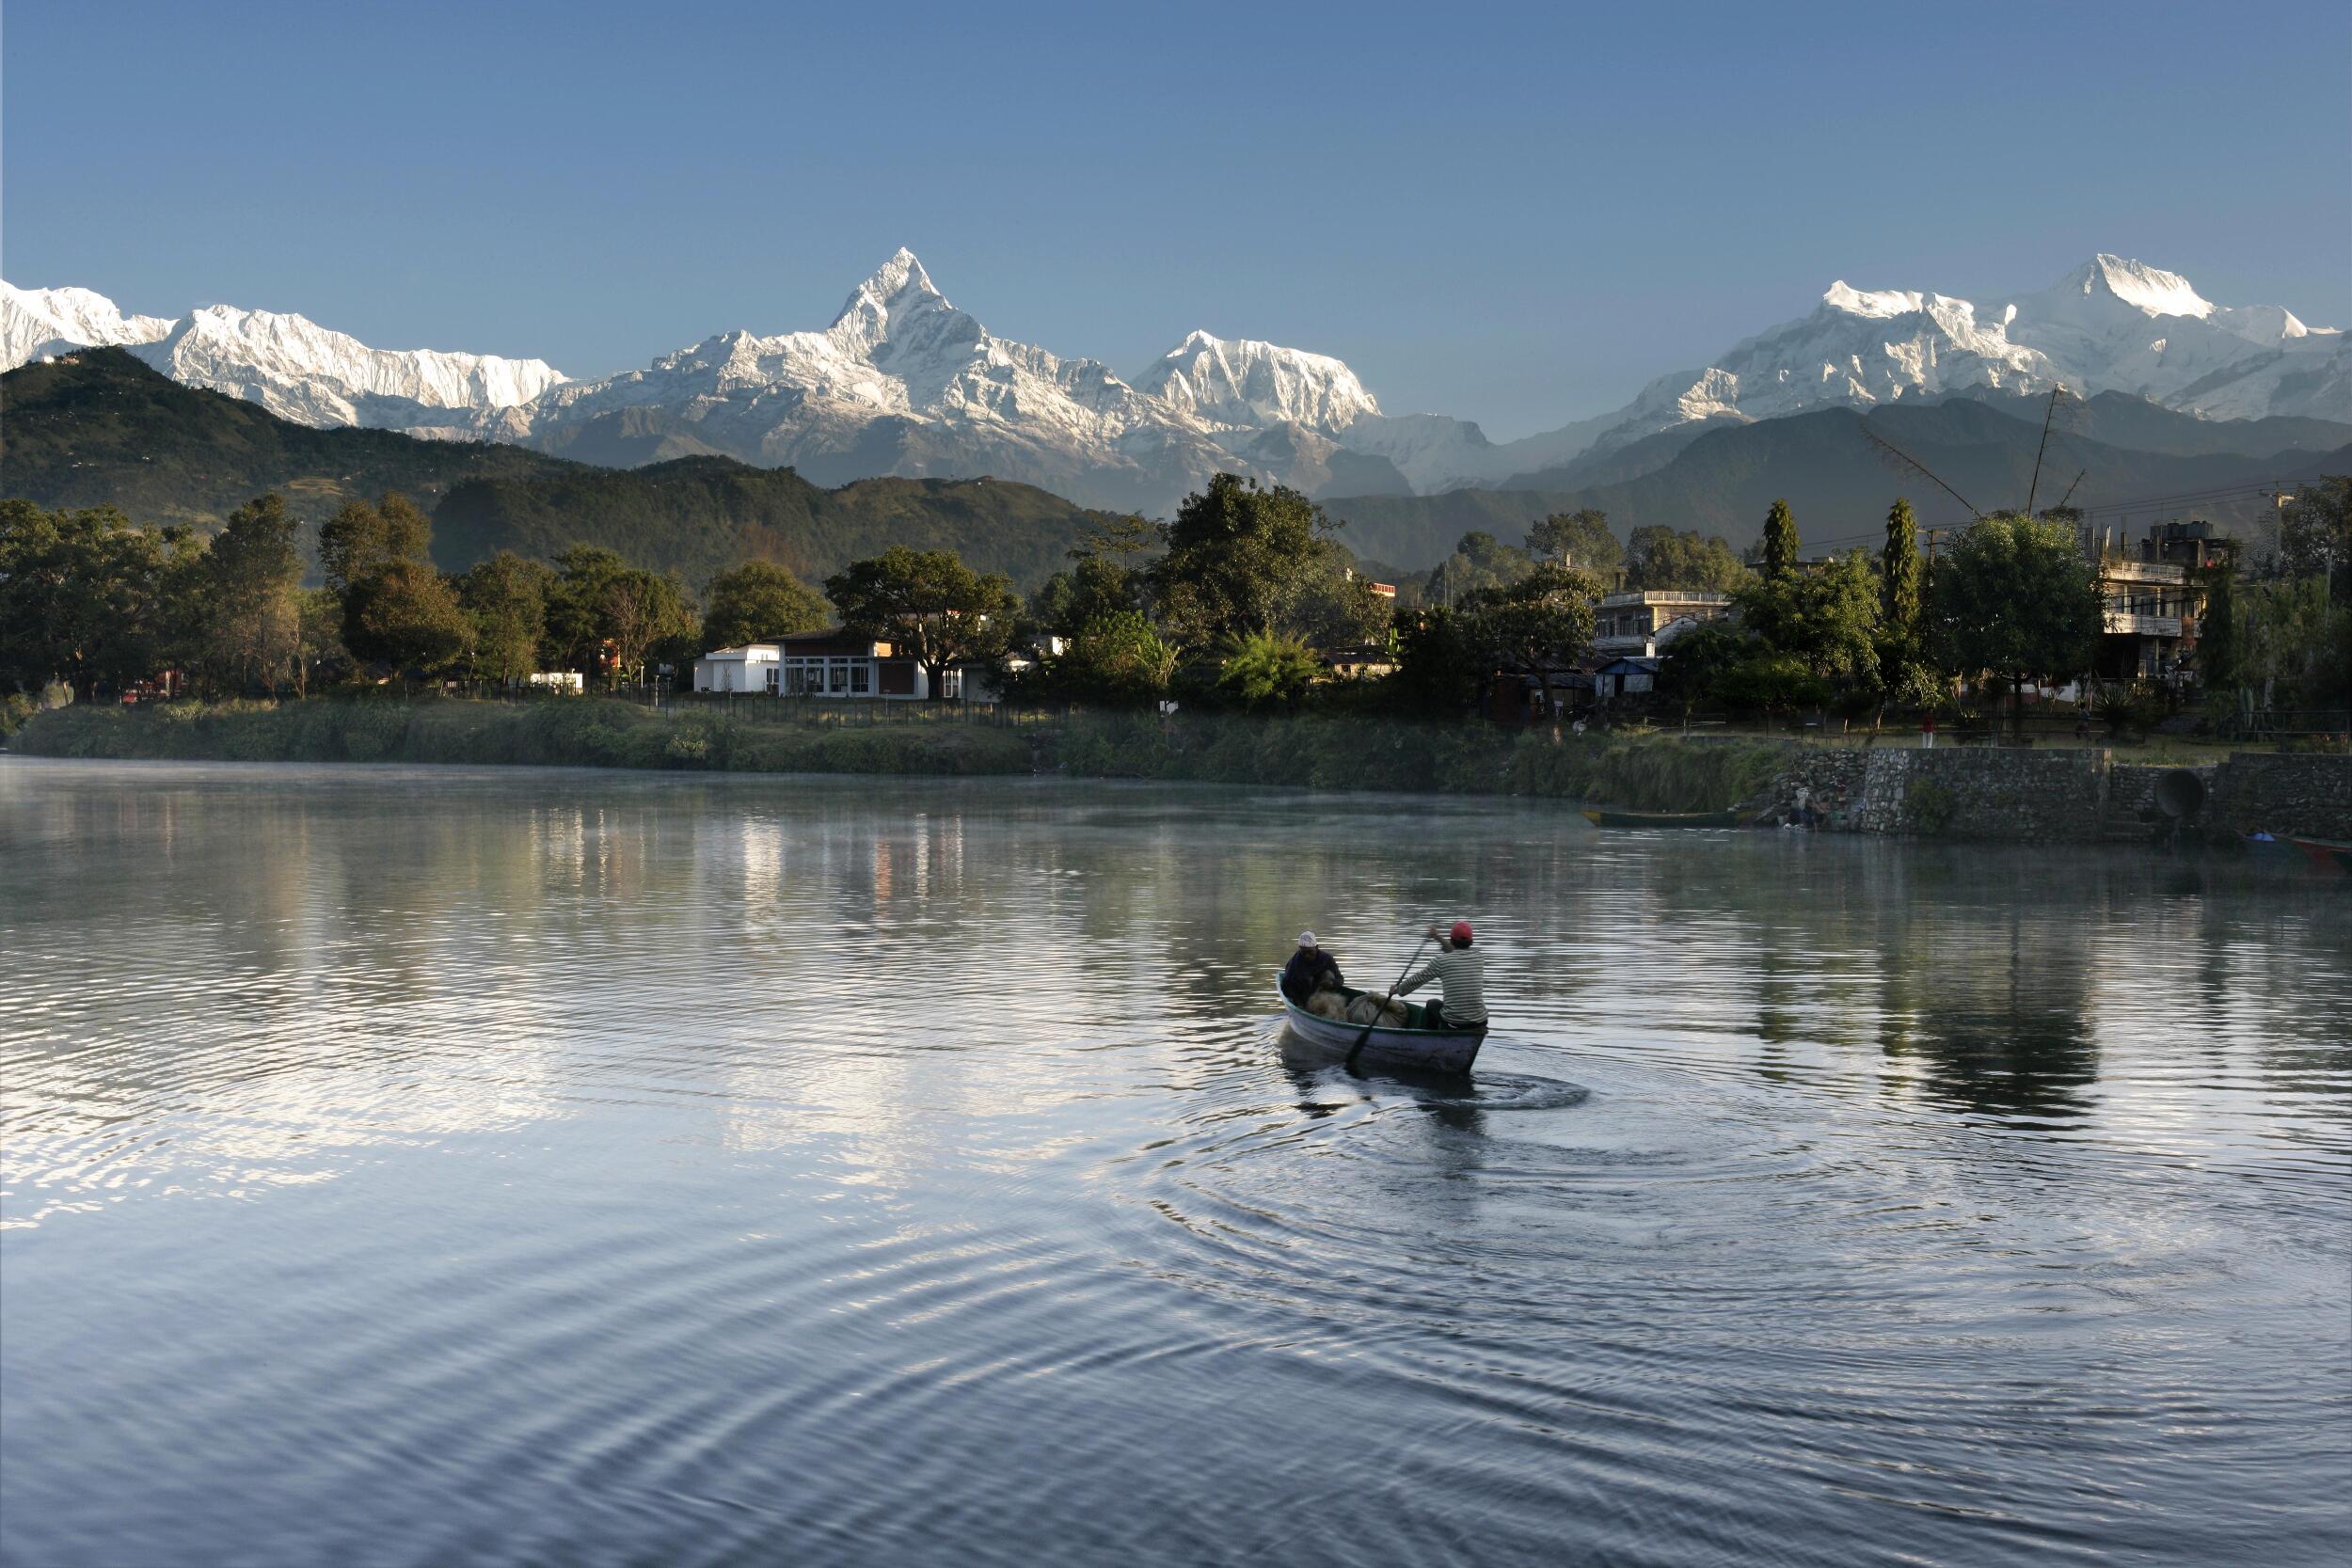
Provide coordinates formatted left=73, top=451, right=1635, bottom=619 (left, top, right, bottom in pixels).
left=3, top=350, right=1123, bottom=589
left=435, top=461, right=1125, bottom=588
left=0, top=347, right=579, bottom=531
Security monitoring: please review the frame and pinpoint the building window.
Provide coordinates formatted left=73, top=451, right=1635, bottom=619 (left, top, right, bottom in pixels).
left=829, top=659, right=849, bottom=694
left=765, top=667, right=780, bottom=694
left=850, top=662, right=871, bottom=695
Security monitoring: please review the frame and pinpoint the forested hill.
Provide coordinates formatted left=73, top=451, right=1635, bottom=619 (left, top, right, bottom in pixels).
left=436, top=463, right=1125, bottom=589
left=1325, top=397, right=2352, bottom=568
left=1, top=347, right=576, bottom=530
left=2, top=350, right=1123, bottom=588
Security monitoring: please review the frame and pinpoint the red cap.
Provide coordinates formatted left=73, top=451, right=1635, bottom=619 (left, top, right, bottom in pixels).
left=1450, top=921, right=1473, bottom=945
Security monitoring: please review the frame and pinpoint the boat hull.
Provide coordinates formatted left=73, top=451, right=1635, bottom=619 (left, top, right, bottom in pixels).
left=1278, top=983, right=1486, bottom=1074
left=1580, top=808, right=1748, bottom=829
left=2290, top=835, right=2352, bottom=874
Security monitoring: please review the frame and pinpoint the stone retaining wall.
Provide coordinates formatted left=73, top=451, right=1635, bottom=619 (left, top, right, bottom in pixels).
left=1764, top=746, right=2349, bottom=843
left=2203, top=752, right=2352, bottom=840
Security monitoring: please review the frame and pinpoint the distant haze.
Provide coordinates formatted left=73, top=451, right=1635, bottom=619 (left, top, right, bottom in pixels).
left=5, top=0, right=2344, bottom=439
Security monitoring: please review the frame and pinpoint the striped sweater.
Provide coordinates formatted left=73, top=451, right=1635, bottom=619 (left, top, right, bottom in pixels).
left=1398, top=947, right=1487, bottom=1023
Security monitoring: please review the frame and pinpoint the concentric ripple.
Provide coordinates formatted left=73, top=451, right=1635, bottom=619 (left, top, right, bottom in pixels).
left=2, top=759, right=2346, bottom=1568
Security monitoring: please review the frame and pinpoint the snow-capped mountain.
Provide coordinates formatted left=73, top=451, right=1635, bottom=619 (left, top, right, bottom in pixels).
left=1541, top=255, right=2347, bottom=480
left=2, top=282, right=173, bottom=367
left=501, top=249, right=1257, bottom=512
left=7, top=251, right=2340, bottom=515
left=1135, top=330, right=1381, bottom=436
left=135, top=306, right=564, bottom=430
left=0, top=283, right=563, bottom=431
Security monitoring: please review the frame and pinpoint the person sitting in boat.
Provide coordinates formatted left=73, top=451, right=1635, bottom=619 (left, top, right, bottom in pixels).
left=1393, top=922, right=1488, bottom=1032
left=1281, top=931, right=1344, bottom=1003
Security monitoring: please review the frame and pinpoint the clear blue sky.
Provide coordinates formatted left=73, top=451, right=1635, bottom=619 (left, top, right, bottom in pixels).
left=7, top=0, right=2346, bottom=438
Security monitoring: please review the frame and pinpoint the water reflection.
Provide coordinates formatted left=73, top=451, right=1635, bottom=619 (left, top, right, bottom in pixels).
left=2, top=760, right=2346, bottom=1568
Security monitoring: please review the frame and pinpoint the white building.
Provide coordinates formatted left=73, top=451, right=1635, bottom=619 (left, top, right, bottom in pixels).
left=692, top=644, right=783, bottom=693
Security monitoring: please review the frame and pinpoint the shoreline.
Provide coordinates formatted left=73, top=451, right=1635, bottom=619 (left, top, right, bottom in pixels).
left=11, top=699, right=2346, bottom=843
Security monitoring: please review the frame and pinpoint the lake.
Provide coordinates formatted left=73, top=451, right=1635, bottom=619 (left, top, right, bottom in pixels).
left=3, top=757, right=2346, bottom=1568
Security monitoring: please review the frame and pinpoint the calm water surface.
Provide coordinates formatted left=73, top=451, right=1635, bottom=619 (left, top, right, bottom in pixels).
left=3, top=757, right=2347, bottom=1568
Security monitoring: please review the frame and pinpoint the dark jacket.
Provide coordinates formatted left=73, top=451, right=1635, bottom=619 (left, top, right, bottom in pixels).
left=1281, top=947, right=1343, bottom=1002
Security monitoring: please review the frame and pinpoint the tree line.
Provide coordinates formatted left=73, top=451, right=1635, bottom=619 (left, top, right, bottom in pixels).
left=8, top=470, right=2343, bottom=727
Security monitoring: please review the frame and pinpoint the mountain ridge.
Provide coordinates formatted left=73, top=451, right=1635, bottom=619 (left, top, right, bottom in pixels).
left=0, top=349, right=1120, bottom=590
left=6, top=250, right=2344, bottom=517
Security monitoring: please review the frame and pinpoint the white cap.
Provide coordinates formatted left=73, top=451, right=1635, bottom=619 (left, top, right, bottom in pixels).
left=1297, top=930, right=1317, bottom=947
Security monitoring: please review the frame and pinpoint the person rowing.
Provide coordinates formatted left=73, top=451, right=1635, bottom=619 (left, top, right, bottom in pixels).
left=1390, top=921, right=1487, bottom=1033
left=1280, top=930, right=1344, bottom=1004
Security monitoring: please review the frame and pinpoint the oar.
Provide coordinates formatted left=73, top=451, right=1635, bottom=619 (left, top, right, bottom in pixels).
left=1347, top=932, right=1431, bottom=1071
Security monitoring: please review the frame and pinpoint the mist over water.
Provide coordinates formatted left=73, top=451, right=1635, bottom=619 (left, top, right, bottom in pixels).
left=3, top=759, right=2346, bottom=1568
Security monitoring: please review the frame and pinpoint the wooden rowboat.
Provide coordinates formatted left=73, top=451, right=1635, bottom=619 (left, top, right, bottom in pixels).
left=1277, top=981, right=1486, bottom=1075
left=1579, top=807, right=1750, bottom=829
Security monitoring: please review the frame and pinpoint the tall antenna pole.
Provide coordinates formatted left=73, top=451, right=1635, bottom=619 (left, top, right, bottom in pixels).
left=2026, top=385, right=2068, bottom=517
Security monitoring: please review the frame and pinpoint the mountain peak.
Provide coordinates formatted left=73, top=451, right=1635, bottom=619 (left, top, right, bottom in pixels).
left=828, top=247, right=957, bottom=355
left=1134, top=330, right=1379, bottom=434
left=2063, top=254, right=2215, bottom=321
left=1821, top=281, right=1927, bottom=319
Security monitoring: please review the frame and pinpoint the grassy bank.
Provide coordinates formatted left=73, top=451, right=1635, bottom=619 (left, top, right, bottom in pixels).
left=12, top=699, right=1790, bottom=812
left=13, top=697, right=1035, bottom=776
left=1056, top=712, right=1788, bottom=810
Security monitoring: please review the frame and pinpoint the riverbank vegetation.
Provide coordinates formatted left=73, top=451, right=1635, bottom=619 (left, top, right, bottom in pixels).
left=1055, top=711, right=1787, bottom=807
left=14, top=697, right=1035, bottom=776
left=9, top=467, right=2343, bottom=779
left=12, top=697, right=1788, bottom=813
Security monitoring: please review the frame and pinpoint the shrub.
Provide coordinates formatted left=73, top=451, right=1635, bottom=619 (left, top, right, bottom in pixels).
left=1907, top=778, right=1956, bottom=834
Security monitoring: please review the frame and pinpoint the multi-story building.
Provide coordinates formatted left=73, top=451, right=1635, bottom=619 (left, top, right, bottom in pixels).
left=1590, top=589, right=1734, bottom=657
left=2087, top=520, right=2235, bottom=683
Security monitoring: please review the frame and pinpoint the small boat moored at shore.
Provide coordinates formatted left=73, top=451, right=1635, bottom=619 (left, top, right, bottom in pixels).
left=1278, top=981, right=1486, bottom=1074
left=1579, top=807, right=1752, bottom=829
left=2289, top=835, right=2352, bottom=874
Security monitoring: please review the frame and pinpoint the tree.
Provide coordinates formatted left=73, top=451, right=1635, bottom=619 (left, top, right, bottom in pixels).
left=193, top=493, right=304, bottom=694
left=602, top=570, right=698, bottom=686
left=318, top=493, right=434, bottom=596
left=825, top=546, right=1020, bottom=700
left=1215, top=631, right=1321, bottom=709
left=1152, top=474, right=1364, bottom=645
left=2191, top=559, right=2238, bottom=696
left=2278, top=475, right=2350, bottom=598
left=294, top=589, right=349, bottom=696
left=1413, top=529, right=1536, bottom=608
left=0, top=500, right=197, bottom=699
left=1039, top=610, right=1178, bottom=705
left=345, top=561, right=473, bottom=674
left=1525, top=509, right=1622, bottom=578
left=544, top=546, right=631, bottom=674
left=1623, top=526, right=1754, bottom=593
left=1714, top=653, right=1830, bottom=728
left=1929, top=513, right=2103, bottom=737
left=1029, top=516, right=1152, bottom=637
left=538, top=546, right=696, bottom=684
left=1760, top=499, right=1800, bottom=585
left=1873, top=499, right=1938, bottom=721
left=1655, top=620, right=1750, bottom=721
left=457, top=552, right=555, bottom=682
left=701, top=560, right=828, bottom=649
left=1387, top=608, right=1488, bottom=716
left=320, top=493, right=470, bottom=676
left=2235, top=575, right=2350, bottom=709
left=1464, top=562, right=1603, bottom=721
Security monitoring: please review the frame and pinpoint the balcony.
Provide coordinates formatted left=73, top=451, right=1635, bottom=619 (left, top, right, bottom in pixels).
left=2103, top=611, right=2182, bottom=637
left=2099, top=560, right=2186, bottom=586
